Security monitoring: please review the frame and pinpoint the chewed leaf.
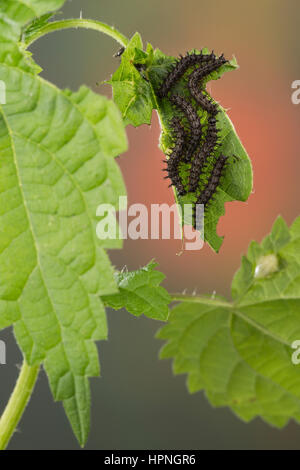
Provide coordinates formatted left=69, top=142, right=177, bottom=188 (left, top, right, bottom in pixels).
left=109, top=44, right=252, bottom=252
left=150, top=49, right=252, bottom=253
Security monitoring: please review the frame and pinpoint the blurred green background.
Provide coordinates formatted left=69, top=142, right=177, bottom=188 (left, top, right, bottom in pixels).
left=1, top=0, right=300, bottom=450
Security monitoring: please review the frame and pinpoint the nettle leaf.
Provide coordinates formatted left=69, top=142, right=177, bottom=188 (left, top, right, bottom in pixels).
left=0, top=13, right=21, bottom=42
left=110, top=43, right=252, bottom=252
left=102, top=261, right=170, bottom=321
left=157, top=216, right=300, bottom=427
left=0, top=42, right=127, bottom=445
left=2, top=0, right=65, bottom=26
left=108, top=33, right=155, bottom=127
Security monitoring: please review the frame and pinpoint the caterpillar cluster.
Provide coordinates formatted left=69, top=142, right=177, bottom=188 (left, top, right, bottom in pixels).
left=158, top=51, right=217, bottom=99
left=158, top=51, right=231, bottom=229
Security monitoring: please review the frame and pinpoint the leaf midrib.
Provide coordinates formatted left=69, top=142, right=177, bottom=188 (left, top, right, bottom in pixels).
left=171, top=294, right=291, bottom=347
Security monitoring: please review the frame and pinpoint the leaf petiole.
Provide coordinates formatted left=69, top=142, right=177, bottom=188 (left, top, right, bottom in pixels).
left=24, top=18, right=129, bottom=48
left=171, top=294, right=232, bottom=309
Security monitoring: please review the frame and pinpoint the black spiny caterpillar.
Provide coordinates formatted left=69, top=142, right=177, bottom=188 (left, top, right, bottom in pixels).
left=163, top=117, right=187, bottom=196
left=158, top=50, right=232, bottom=232
left=193, top=154, right=229, bottom=228
left=188, top=107, right=220, bottom=192
left=188, top=55, right=228, bottom=111
left=188, top=148, right=206, bottom=192
left=170, top=94, right=202, bottom=163
left=158, top=51, right=218, bottom=98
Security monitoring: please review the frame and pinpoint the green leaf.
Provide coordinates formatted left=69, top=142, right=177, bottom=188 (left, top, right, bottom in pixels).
left=108, top=33, right=155, bottom=127
left=102, top=261, right=171, bottom=321
left=1, top=0, right=66, bottom=26
left=158, top=216, right=300, bottom=427
left=0, top=41, right=127, bottom=445
left=232, top=216, right=291, bottom=302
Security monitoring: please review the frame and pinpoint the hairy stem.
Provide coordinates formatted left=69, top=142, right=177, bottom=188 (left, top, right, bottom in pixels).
left=0, top=361, right=40, bottom=450
left=171, top=294, right=232, bottom=309
left=24, top=18, right=129, bottom=48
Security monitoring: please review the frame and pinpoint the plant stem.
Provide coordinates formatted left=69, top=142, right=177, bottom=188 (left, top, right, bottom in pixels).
left=0, top=361, right=40, bottom=450
left=24, top=18, right=129, bottom=49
